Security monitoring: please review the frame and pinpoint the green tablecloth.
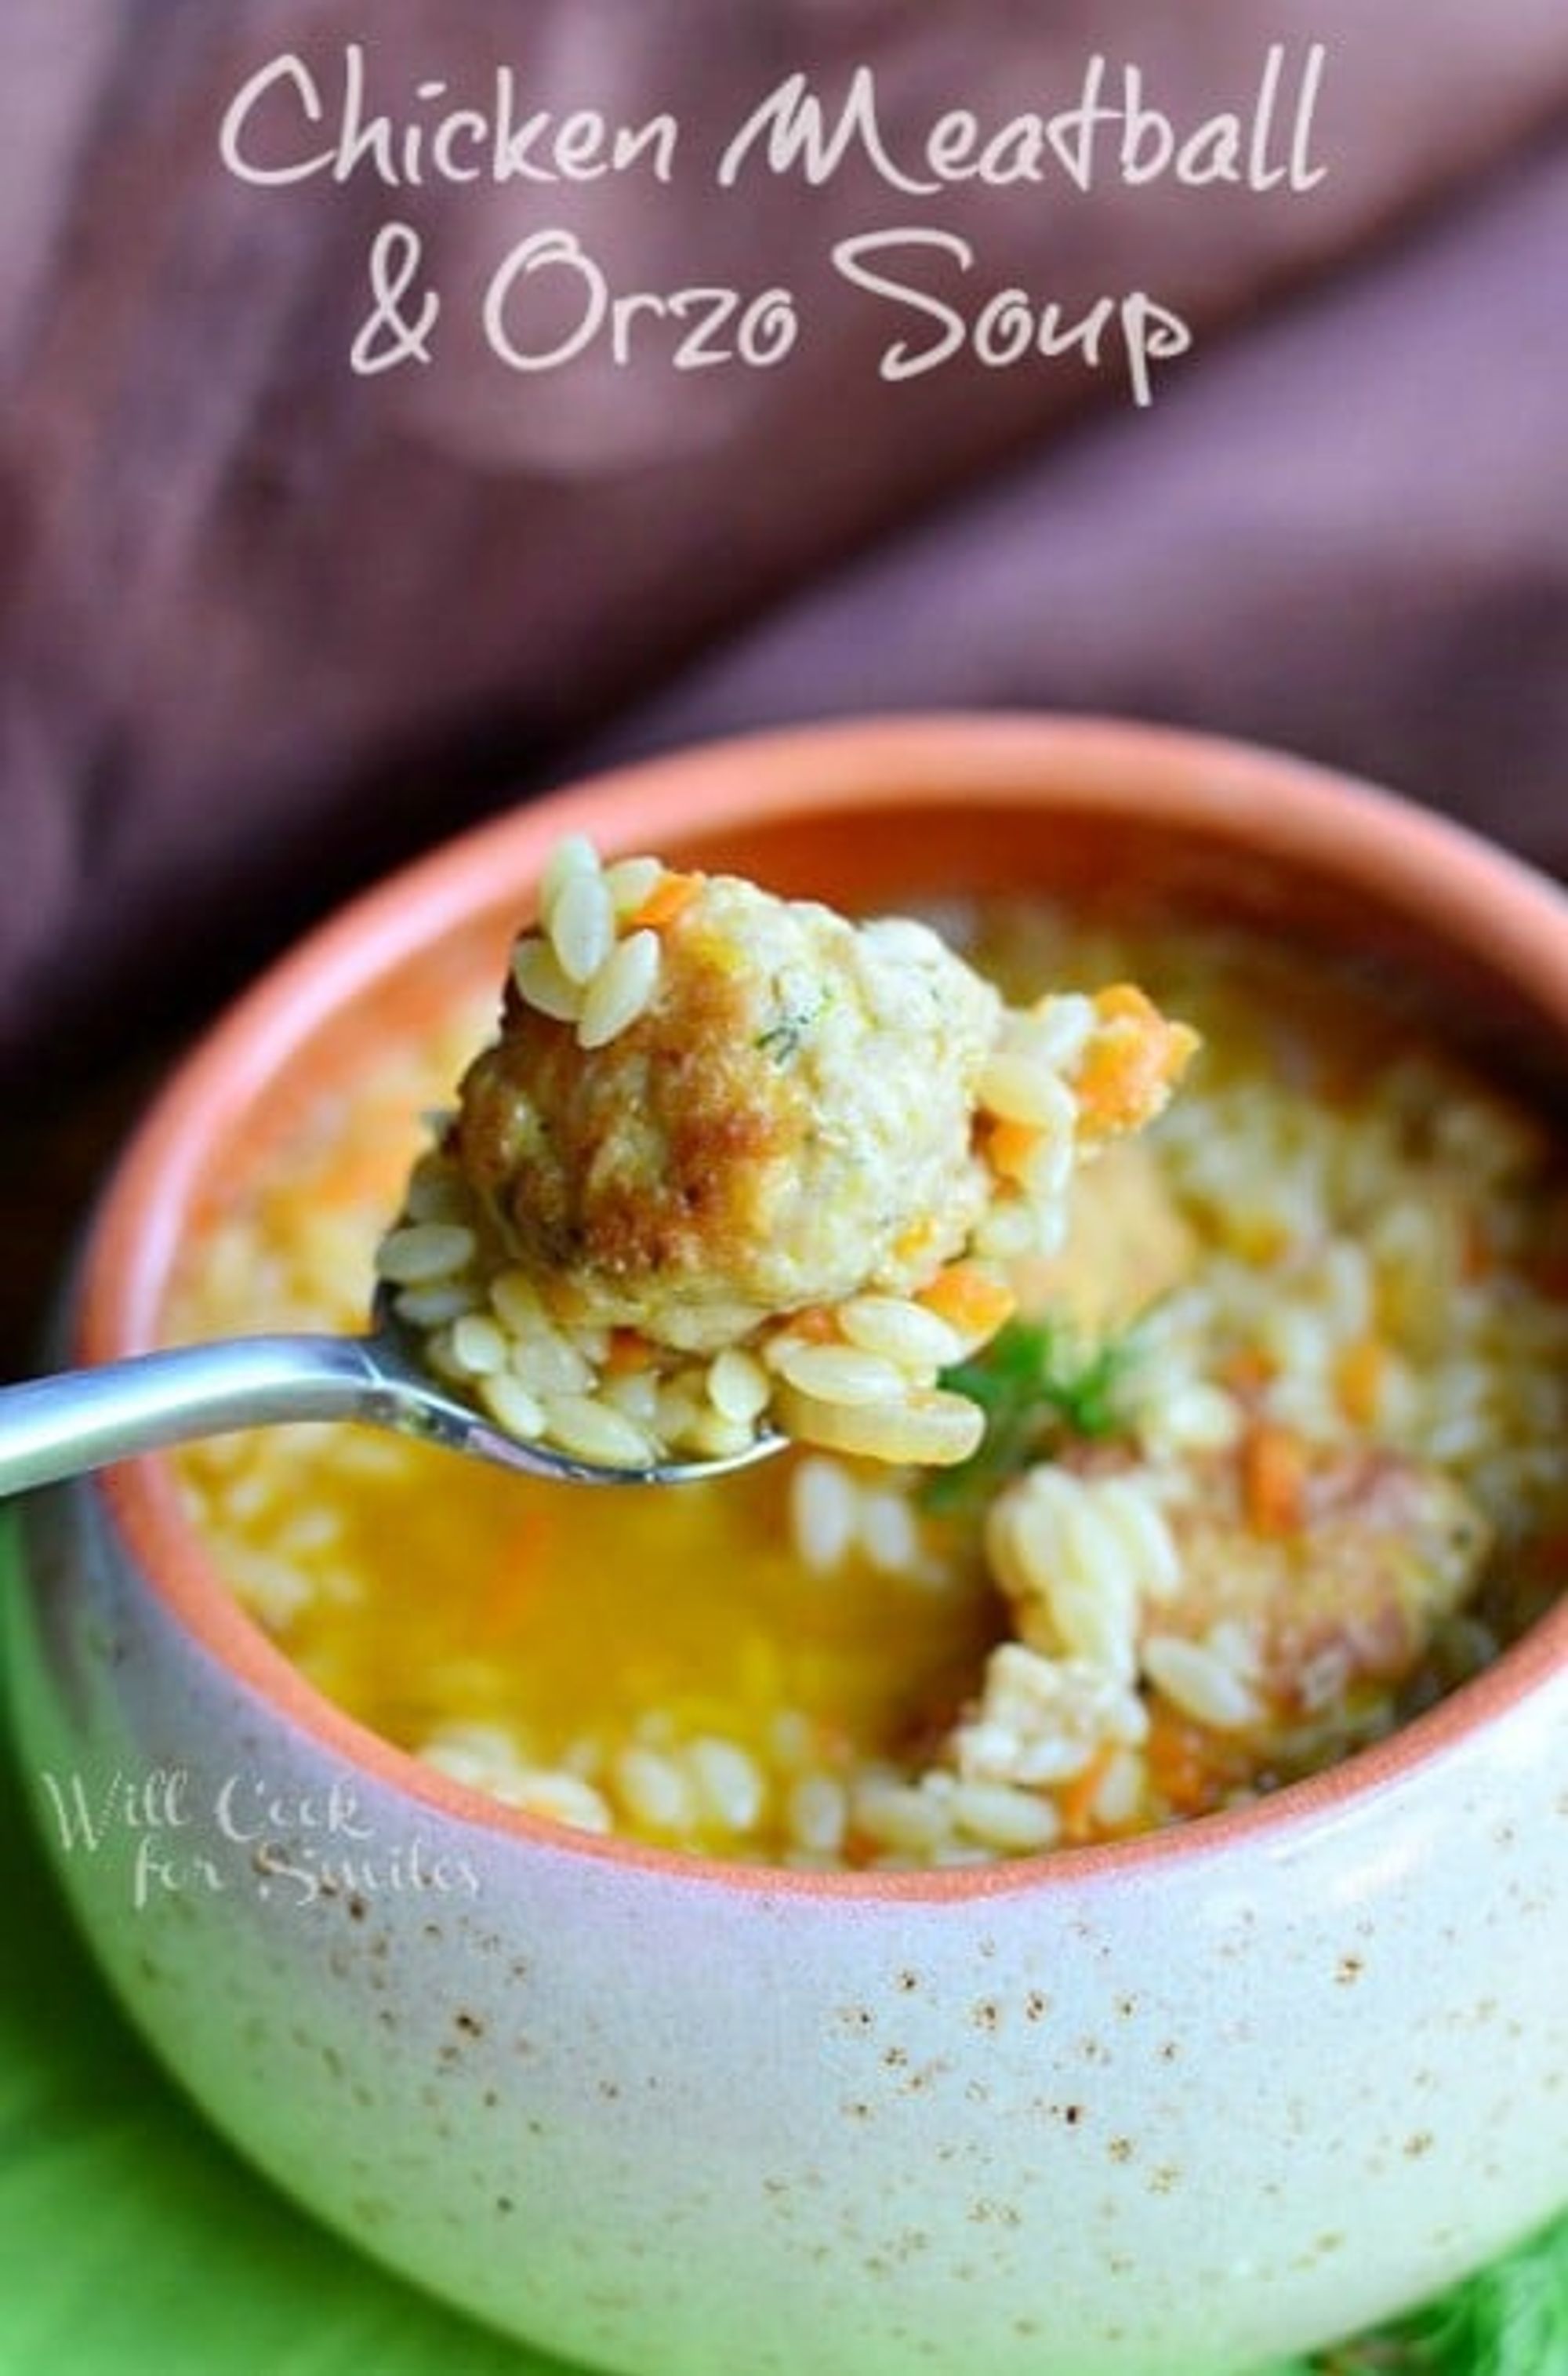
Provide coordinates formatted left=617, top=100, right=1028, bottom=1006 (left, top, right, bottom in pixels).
left=1, top=1513, right=1561, bottom=2376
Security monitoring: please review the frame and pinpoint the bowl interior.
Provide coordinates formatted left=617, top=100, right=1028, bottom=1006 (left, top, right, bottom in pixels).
left=71, top=715, right=1568, bottom=1880
left=85, top=756, right=1568, bottom=1317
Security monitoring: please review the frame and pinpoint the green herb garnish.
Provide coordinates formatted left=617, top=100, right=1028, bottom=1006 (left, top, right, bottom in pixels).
left=755, top=1019, right=808, bottom=1063
left=755, top=980, right=833, bottom=1065
left=920, top=1315, right=1138, bottom=1517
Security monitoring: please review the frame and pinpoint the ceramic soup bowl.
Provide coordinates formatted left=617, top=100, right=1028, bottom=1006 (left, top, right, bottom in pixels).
left=8, top=716, right=1568, bottom=2376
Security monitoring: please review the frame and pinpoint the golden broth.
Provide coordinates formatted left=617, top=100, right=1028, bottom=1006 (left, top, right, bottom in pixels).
left=169, top=905, right=1568, bottom=1866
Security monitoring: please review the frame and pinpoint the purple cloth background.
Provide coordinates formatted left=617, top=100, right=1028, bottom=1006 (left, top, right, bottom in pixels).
left=4, top=2, right=1568, bottom=1084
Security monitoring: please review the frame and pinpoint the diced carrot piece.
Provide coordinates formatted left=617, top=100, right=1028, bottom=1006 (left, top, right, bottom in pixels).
left=1058, top=1746, right=1117, bottom=1844
left=473, top=1520, right=551, bottom=1640
left=628, top=871, right=701, bottom=932
left=1243, top=1422, right=1308, bottom=1538
left=604, top=1328, right=657, bottom=1376
left=782, top=1306, right=840, bottom=1346
left=986, top=1117, right=1044, bottom=1183
left=1094, top=982, right=1160, bottom=1026
left=917, top=1262, right=1017, bottom=1339
left=1145, top=1706, right=1224, bottom=1816
left=1076, top=1013, right=1200, bottom=1138
left=1075, top=1036, right=1143, bottom=1132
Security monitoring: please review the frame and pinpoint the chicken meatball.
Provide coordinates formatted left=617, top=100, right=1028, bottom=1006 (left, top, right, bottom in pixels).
left=454, top=874, right=1002, bottom=1348
left=376, top=840, right=1198, bottom=1471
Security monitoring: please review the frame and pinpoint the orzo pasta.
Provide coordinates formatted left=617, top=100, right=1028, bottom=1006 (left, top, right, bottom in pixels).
left=167, top=896, right=1568, bottom=1869
left=375, top=842, right=1196, bottom=1473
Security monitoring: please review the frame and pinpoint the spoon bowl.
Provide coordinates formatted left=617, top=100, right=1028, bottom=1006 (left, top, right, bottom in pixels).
left=0, top=1285, right=786, bottom=1498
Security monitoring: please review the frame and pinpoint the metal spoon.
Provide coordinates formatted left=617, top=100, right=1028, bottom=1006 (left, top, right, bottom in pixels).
left=0, top=1289, right=784, bottom=1498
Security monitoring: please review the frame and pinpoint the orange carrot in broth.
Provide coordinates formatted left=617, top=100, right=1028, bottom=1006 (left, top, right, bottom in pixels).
left=782, top=1306, right=842, bottom=1346
left=1243, top=1422, right=1308, bottom=1537
left=629, top=871, right=701, bottom=932
left=1145, top=1706, right=1224, bottom=1816
left=1058, top=1744, right=1119, bottom=1843
left=918, top=1262, right=1017, bottom=1339
left=604, top=1328, right=657, bottom=1376
left=1094, top=983, right=1160, bottom=1026
left=1076, top=990, right=1199, bottom=1136
left=985, top=1118, right=1043, bottom=1183
left=471, top=1515, right=555, bottom=1640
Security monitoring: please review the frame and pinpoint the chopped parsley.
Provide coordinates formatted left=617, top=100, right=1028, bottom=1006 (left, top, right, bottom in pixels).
left=920, top=1315, right=1139, bottom=1518
left=755, top=983, right=831, bottom=1065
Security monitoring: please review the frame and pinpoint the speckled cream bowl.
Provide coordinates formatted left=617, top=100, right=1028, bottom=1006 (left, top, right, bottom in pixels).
left=9, top=716, right=1568, bottom=2376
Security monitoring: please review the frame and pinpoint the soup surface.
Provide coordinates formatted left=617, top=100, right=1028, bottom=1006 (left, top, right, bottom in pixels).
left=168, top=900, right=1568, bottom=1867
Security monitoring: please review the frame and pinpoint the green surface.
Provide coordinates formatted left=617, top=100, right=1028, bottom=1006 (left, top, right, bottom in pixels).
left=0, top=1510, right=1562, bottom=2376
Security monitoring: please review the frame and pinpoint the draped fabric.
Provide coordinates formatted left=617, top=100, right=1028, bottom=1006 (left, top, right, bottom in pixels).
left=4, top=2, right=1567, bottom=1081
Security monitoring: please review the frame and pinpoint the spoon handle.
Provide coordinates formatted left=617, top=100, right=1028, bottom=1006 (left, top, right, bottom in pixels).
left=0, top=1337, right=380, bottom=1497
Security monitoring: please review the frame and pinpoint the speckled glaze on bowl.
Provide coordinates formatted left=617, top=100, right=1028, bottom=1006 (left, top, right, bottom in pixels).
left=8, top=717, right=1568, bottom=2376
